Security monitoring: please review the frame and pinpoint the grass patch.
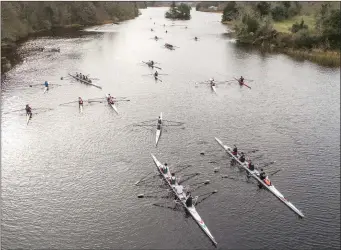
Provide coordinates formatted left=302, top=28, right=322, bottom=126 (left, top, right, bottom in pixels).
left=273, top=15, right=316, bottom=33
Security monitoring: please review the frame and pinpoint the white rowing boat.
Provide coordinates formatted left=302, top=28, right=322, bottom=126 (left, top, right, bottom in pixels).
left=43, top=86, right=48, bottom=93
left=105, top=94, right=118, bottom=114
left=68, top=73, right=102, bottom=89
left=79, top=104, right=83, bottom=113
left=151, top=154, right=218, bottom=246
left=26, top=113, right=31, bottom=125
left=215, top=137, right=305, bottom=218
left=156, top=112, right=162, bottom=146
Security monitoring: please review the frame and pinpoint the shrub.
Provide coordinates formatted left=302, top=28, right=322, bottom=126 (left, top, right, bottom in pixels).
left=291, top=19, right=308, bottom=33
left=271, top=5, right=288, bottom=21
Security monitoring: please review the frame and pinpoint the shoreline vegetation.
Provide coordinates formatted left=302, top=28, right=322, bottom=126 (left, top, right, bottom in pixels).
left=200, top=1, right=340, bottom=67
left=1, top=1, right=146, bottom=74
left=165, top=2, right=191, bottom=20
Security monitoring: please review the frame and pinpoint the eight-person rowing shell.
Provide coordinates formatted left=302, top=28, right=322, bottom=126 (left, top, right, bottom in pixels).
left=76, top=72, right=92, bottom=83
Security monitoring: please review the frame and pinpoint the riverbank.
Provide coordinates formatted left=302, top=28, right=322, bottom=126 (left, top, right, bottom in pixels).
left=223, top=22, right=340, bottom=67
left=1, top=20, right=134, bottom=74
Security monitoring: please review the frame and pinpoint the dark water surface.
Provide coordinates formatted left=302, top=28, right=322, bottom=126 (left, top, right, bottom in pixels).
left=1, top=8, right=340, bottom=249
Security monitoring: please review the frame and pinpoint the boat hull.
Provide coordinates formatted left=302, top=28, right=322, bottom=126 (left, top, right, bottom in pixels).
left=68, top=73, right=102, bottom=89
left=215, top=137, right=304, bottom=218
left=105, top=94, right=119, bottom=114
left=156, top=112, right=162, bottom=146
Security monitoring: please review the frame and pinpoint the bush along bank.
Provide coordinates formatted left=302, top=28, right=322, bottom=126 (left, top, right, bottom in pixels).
left=1, top=1, right=140, bottom=74
left=221, top=2, right=340, bottom=67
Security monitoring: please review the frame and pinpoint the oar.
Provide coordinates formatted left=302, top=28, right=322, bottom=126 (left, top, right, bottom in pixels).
left=28, top=84, right=43, bottom=87
left=88, top=100, right=104, bottom=103
left=59, top=101, right=78, bottom=106
left=116, top=99, right=130, bottom=102
left=4, top=108, right=25, bottom=114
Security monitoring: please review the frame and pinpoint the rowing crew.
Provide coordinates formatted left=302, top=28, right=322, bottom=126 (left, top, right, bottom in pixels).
left=106, top=94, right=116, bottom=104
left=232, top=145, right=271, bottom=186
left=75, top=73, right=92, bottom=83
left=160, top=163, right=194, bottom=207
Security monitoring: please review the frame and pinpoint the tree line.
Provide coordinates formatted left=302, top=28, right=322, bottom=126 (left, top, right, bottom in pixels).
left=1, top=1, right=142, bottom=44
left=221, top=2, right=340, bottom=51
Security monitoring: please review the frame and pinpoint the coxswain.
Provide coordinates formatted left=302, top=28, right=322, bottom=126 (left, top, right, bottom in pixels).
left=44, top=81, right=49, bottom=90
left=78, top=97, right=83, bottom=107
left=169, top=173, right=176, bottom=185
left=185, top=192, right=193, bottom=207
left=154, top=71, right=159, bottom=78
left=162, top=163, right=168, bottom=174
left=239, top=152, right=246, bottom=163
left=232, top=145, right=238, bottom=156
left=25, top=104, right=32, bottom=116
left=248, top=160, right=255, bottom=171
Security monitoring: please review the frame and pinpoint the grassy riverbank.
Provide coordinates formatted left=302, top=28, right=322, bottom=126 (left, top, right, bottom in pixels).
left=221, top=2, right=340, bottom=67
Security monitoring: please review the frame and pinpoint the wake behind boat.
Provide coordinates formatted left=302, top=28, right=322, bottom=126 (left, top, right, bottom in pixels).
left=215, top=137, right=305, bottom=218
left=151, top=154, right=218, bottom=246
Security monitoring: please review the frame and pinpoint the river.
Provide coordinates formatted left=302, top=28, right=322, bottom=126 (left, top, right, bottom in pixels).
left=1, top=7, right=340, bottom=249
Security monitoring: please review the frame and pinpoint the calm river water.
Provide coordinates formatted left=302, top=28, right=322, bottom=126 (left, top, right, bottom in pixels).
left=1, top=7, right=340, bottom=249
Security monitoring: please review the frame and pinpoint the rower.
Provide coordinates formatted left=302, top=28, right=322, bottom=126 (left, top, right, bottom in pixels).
left=76, top=72, right=79, bottom=77
left=239, top=152, right=246, bottom=163
left=154, top=36, right=158, bottom=40
left=210, top=78, right=215, bottom=86
left=107, top=94, right=111, bottom=102
left=186, top=191, right=193, bottom=207
left=232, top=145, right=238, bottom=156
left=154, top=71, right=159, bottom=78
left=157, top=116, right=162, bottom=124
left=259, top=169, right=266, bottom=180
left=25, top=104, right=32, bottom=117
left=151, top=28, right=153, bottom=32
left=248, top=160, right=255, bottom=171
left=79, top=73, right=82, bottom=78
left=150, top=60, right=154, bottom=67
left=165, top=30, right=168, bottom=33
left=109, top=96, right=115, bottom=104
left=239, top=76, right=244, bottom=84
left=78, top=97, right=83, bottom=106
left=161, top=163, right=168, bottom=174
left=169, top=173, right=176, bottom=185
left=194, top=37, right=198, bottom=41
left=44, top=81, right=49, bottom=90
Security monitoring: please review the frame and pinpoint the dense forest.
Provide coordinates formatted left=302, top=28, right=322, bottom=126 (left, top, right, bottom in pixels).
left=1, top=1, right=142, bottom=45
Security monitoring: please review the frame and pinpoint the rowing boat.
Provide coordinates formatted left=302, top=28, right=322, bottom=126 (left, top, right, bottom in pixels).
left=43, top=86, right=48, bottom=93
left=215, top=137, right=305, bottom=218
left=68, top=73, right=102, bottom=89
left=234, top=77, right=251, bottom=89
left=105, top=94, right=119, bottom=114
left=79, top=104, right=83, bottom=113
left=156, top=112, right=162, bottom=146
left=151, top=154, right=218, bottom=246
left=26, top=113, right=31, bottom=125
